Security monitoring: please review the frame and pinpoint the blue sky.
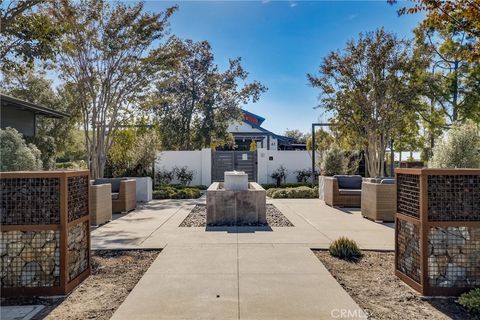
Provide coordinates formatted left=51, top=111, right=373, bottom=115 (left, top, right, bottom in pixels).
left=143, top=1, right=424, bottom=135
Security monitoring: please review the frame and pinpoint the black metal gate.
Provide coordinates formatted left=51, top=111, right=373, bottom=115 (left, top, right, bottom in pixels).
left=211, top=150, right=257, bottom=182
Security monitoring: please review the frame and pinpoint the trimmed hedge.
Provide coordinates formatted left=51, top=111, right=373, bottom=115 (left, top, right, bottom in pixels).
left=261, top=182, right=312, bottom=190
left=266, top=186, right=318, bottom=199
left=153, top=185, right=202, bottom=199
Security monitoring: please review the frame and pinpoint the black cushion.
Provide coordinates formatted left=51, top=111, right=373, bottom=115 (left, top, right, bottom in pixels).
left=339, top=189, right=362, bottom=196
left=380, top=179, right=395, bottom=185
left=94, top=178, right=127, bottom=193
left=334, top=175, right=363, bottom=189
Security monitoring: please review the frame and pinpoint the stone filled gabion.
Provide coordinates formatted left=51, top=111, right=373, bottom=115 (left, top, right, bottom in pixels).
left=67, top=222, right=89, bottom=281
left=396, top=220, right=421, bottom=283
left=1, top=230, right=60, bottom=288
left=0, top=178, right=60, bottom=225
left=396, top=169, right=480, bottom=296
left=428, top=227, right=480, bottom=288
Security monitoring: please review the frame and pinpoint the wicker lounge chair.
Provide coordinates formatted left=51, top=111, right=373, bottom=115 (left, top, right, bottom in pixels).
left=361, top=178, right=396, bottom=222
left=93, top=178, right=137, bottom=213
left=324, top=175, right=362, bottom=207
left=89, top=181, right=112, bottom=225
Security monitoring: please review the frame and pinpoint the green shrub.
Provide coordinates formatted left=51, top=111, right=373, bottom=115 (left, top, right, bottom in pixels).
left=174, top=166, right=194, bottom=186
left=56, top=160, right=88, bottom=169
left=430, top=121, right=480, bottom=168
left=457, top=288, right=480, bottom=314
left=262, top=182, right=311, bottom=190
left=295, top=168, right=317, bottom=183
left=153, top=185, right=201, bottom=199
left=270, top=165, right=288, bottom=187
left=329, top=237, right=362, bottom=261
left=322, top=145, right=347, bottom=176
left=266, top=188, right=281, bottom=197
left=155, top=169, right=175, bottom=185
left=25, top=135, right=57, bottom=170
left=0, top=127, right=43, bottom=171
left=267, top=186, right=318, bottom=198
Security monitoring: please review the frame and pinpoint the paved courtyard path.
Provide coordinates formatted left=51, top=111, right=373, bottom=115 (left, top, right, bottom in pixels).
left=91, top=198, right=394, bottom=319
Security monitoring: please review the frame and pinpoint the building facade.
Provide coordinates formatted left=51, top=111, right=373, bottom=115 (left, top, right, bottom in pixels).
left=227, top=110, right=306, bottom=151
left=1, top=94, right=69, bottom=136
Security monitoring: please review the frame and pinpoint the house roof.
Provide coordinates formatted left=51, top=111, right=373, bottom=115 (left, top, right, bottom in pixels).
left=238, top=109, right=299, bottom=144
left=1, top=94, right=70, bottom=119
left=242, top=109, right=265, bottom=125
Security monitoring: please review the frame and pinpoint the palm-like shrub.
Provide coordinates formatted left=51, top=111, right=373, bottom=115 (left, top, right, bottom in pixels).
left=329, top=237, right=362, bottom=261
left=430, top=121, right=480, bottom=168
left=0, top=127, right=43, bottom=171
left=322, top=145, right=347, bottom=176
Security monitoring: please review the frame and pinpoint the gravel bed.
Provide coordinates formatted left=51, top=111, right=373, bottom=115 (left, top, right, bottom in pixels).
left=313, top=250, right=477, bottom=320
left=179, top=204, right=294, bottom=227
left=1, top=250, right=160, bottom=320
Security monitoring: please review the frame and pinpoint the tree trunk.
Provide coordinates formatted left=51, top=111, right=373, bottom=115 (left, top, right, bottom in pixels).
left=452, top=60, right=459, bottom=122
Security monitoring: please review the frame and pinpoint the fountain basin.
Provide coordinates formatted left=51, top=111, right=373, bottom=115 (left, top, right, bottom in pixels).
left=224, top=171, right=248, bottom=191
left=206, top=182, right=266, bottom=225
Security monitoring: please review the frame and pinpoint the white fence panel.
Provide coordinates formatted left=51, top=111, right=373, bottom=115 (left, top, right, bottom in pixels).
left=258, top=149, right=314, bottom=184
left=155, top=148, right=212, bottom=186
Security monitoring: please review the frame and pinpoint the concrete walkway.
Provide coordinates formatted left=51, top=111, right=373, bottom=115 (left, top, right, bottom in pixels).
left=92, top=198, right=393, bottom=319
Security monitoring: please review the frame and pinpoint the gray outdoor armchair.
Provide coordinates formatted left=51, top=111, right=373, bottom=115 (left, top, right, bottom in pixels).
left=93, top=178, right=137, bottom=213
left=361, top=178, right=396, bottom=222
left=89, top=181, right=112, bottom=225
left=324, top=175, right=363, bottom=207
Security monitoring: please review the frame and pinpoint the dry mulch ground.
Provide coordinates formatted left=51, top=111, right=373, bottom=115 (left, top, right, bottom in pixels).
left=1, top=250, right=160, bottom=320
left=313, top=250, right=478, bottom=320
left=179, top=204, right=294, bottom=227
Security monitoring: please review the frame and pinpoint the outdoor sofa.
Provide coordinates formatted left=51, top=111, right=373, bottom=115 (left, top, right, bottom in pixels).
left=324, top=175, right=363, bottom=207
left=361, top=178, right=396, bottom=222
left=93, top=178, right=137, bottom=213
left=89, top=181, right=112, bottom=225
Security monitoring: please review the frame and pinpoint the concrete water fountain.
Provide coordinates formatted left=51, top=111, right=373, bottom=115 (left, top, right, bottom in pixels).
left=206, top=171, right=266, bottom=225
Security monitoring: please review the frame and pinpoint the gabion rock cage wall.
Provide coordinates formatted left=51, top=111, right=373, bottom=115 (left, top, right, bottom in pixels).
left=1, top=171, right=90, bottom=296
left=395, top=168, right=480, bottom=296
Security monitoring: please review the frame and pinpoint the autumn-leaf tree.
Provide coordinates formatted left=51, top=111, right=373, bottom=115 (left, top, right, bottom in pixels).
left=389, top=0, right=480, bottom=61
left=51, top=0, right=177, bottom=178
left=151, top=39, right=266, bottom=150
left=308, top=29, right=425, bottom=177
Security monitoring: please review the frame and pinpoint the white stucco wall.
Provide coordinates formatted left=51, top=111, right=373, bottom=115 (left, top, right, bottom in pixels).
left=257, top=149, right=314, bottom=184
left=156, top=148, right=315, bottom=186
left=155, top=148, right=211, bottom=186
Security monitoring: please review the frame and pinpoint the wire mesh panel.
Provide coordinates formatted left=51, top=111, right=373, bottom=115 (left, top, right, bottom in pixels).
left=1, top=230, right=60, bottom=288
left=396, top=169, right=480, bottom=296
left=68, top=175, right=89, bottom=222
left=0, top=178, right=60, bottom=225
left=396, top=174, right=420, bottom=218
left=428, top=227, right=480, bottom=288
left=428, top=175, right=480, bottom=221
left=67, top=221, right=89, bottom=281
left=1, top=171, right=90, bottom=296
left=396, top=219, right=421, bottom=283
